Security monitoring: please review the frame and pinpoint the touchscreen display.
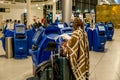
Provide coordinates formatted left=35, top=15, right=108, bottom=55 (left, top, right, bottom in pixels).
left=98, top=26, right=105, bottom=31
left=16, top=27, right=25, bottom=33
left=70, top=22, right=73, bottom=26
left=108, top=24, right=113, bottom=27
left=34, top=30, right=41, bottom=40
left=58, top=24, right=64, bottom=28
left=63, top=30, right=72, bottom=34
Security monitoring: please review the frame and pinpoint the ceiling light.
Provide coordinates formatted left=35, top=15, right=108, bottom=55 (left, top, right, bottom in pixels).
left=37, top=7, right=40, bottom=10
left=24, top=8, right=27, bottom=13
left=53, top=0, right=56, bottom=2
left=42, top=4, right=45, bottom=5
left=36, top=4, right=38, bottom=6
left=0, top=1, right=4, bottom=3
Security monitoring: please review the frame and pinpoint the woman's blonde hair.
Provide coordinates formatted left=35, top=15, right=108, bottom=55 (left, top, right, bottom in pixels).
left=73, top=17, right=84, bottom=30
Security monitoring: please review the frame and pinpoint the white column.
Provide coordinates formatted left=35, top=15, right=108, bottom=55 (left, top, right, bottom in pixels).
left=26, top=0, right=31, bottom=29
left=98, top=0, right=101, bottom=5
left=53, top=2, right=56, bottom=22
left=62, top=0, right=72, bottom=25
left=40, top=5, right=44, bottom=21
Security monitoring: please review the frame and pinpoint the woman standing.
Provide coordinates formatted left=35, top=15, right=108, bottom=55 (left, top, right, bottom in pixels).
left=62, top=17, right=89, bottom=80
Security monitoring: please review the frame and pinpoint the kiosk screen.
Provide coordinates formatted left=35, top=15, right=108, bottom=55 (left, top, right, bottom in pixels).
left=58, top=24, right=64, bottom=28
left=108, top=24, right=112, bottom=27
left=16, top=27, right=25, bottom=33
left=70, top=22, right=73, bottom=27
left=34, top=30, right=41, bottom=40
left=98, top=26, right=105, bottom=31
left=62, top=30, right=72, bottom=34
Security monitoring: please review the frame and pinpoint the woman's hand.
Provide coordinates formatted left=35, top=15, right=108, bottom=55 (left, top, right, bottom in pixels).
left=62, top=41, right=67, bottom=47
left=61, top=41, right=68, bottom=56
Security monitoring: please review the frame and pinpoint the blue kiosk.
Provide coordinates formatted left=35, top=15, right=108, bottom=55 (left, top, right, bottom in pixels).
left=1, top=26, right=14, bottom=50
left=29, top=25, right=75, bottom=80
left=29, top=21, right=74, bottom=67
left=105, top=22, right=114, bottom=41
left=14, top=24, right=28, bottom=58
left=50, top=22, right=73, bottom=35
left=0, top=24, right=36, bottom=58
left=30, top=26, right=60, bottom=67
left=51, top=21, right=68, bottom=28
left=84, top=23, right=93, bottom=50
left=93, top=22, right=107, bottom=52
left=85, top=23, right=90, bottom=31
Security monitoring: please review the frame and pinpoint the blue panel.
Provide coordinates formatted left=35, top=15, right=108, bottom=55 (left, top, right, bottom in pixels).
left=14, top=24, right=28, bottom=58
left=105, top=22, right=114, bottom=41
left=93, top=22, right=107, bottom=52
left=45, top=26, right=61, bottom=35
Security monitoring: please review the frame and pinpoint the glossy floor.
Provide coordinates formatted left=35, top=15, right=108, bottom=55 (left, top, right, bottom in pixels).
left=0, top=30, right=120, bottom=80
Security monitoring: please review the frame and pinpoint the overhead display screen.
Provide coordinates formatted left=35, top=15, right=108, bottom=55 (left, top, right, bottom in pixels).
left=108, top=24, right=113, bottom=27
left=16, top=27, right=25, bottom=33
left=98, top=26, right=105, bottom=31
left=34, top=30, right=41, bottom=40
left=58, top=24, right=64, bottom=28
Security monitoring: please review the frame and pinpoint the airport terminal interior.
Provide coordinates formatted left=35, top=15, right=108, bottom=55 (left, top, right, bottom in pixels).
left=0, top=0, right=120, bottom=80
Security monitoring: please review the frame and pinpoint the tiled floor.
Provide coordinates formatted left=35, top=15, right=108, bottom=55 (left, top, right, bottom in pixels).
left=89, top=29, right=120, bottom=80
left=0, top=29, right=120, bottom=80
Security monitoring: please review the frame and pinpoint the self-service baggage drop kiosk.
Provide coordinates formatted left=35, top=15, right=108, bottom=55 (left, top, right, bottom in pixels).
left=30, top=28, right=46, bottom=67
left=30, top=26, right=60, bottom=67
left=1, top=25, right=14, bottom=50
left=93, top=23, right=107, bottom=52
left=29, top=26, right=75, bottom=80
left=1, top=23, right=36, bottom=58
left=105, top=22, right=114, bottom=41
left=85, top=23, right=90, bottom=31
left=14, top=24, right=28, bottom=58
left=85, top=23, right=93, bottom=50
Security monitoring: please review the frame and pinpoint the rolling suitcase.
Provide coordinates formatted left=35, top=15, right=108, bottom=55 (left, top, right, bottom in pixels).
left=34, top=60, right=54, bottom=80
left=54, top=57, right=75, bottom=80
left=39, top=68, right=54, bottom=80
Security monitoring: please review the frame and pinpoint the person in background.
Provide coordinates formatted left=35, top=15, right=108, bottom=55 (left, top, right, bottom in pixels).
left=14, top=20, right=17, bottom=25
left=5, top=19, right=9, bottom=26
left=12, top=19, right=17, bottom=29
left=18, top=20, right=21, bottom=24
left=33, top=18, right=38, bottom=29
left=9, top=19, right=14, bottom=30
left=62, top=17, right=89, bottom=80
left=38, top=19, right=42, bottom=28
left=41, top=18, right=45, bottom=26
left=6, top=19, right=10, bottom=29
left=3, top=19, right=9, bottom=30
left=1, top=20, right=5, bottom=31
left=9, top=19, right=12, bottom=23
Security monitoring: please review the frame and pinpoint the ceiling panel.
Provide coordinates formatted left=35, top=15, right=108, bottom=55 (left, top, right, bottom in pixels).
left=3, top=0, right=49, bottom=3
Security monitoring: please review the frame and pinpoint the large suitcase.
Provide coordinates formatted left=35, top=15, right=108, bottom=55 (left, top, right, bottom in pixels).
left=34, top=60, right=53, bottom=80
left=39, top=68, right=54, bottom=80
left=30, top=57, right=75, bottom=80
left=54, top=57, right=75, bottom=80
left=27, top=68, right=53, bottom=80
